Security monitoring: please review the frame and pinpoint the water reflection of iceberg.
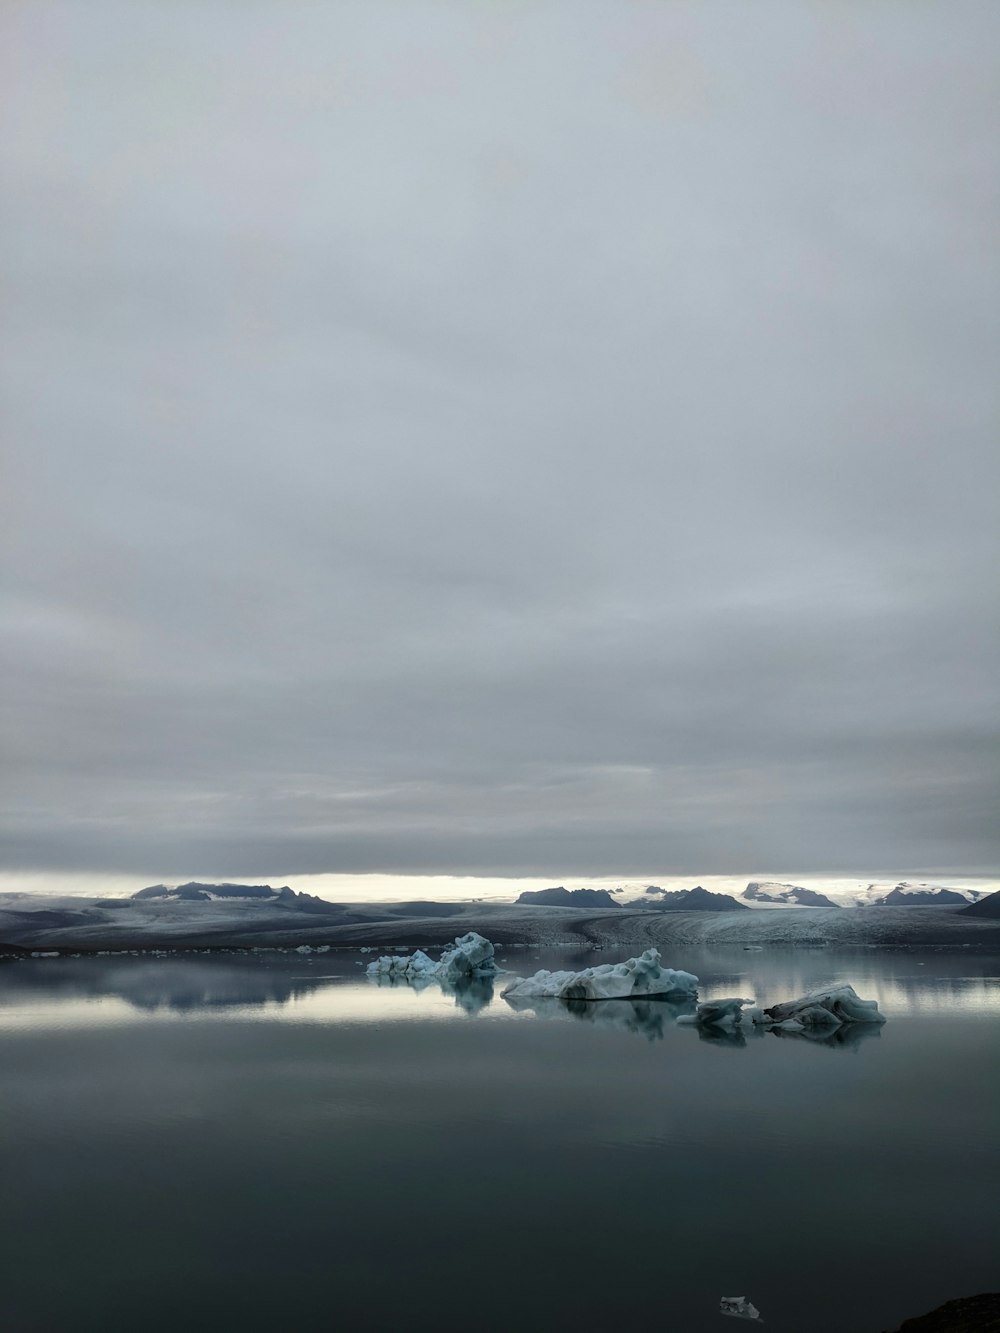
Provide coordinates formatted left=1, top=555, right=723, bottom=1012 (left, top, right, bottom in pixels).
left=367, top=970, right=495, bottom=1016
left=504, top=994, right=696, bottom=1040
left=769, top=1021, right=882, bottom=1051
left=696, top=1022, right=755, bottom=1048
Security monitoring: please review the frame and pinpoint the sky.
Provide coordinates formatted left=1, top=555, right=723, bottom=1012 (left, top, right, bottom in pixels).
left=2, top=1, right=998, bottom=893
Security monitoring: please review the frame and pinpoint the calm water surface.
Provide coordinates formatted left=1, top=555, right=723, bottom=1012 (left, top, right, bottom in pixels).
left=1, top=947, right=998, bottom=1333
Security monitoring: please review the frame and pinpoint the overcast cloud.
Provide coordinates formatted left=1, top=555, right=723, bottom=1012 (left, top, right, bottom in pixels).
left=2, top=1, right=998, bottom=882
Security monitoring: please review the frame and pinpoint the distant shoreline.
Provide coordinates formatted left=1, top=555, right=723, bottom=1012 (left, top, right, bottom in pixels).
left=2, top=895, right=999, bottom=958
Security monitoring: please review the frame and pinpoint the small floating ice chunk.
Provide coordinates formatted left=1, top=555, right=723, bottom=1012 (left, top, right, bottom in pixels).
left=500, top=948, right=698, bottom=1003
left=764, top=983, right=886, bottom=1027
left=366, top=948, right=438, bottom=982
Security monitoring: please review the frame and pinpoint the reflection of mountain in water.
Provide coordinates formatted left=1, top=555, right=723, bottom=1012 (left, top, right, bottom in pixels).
left=0, top=956, right=354, bottom=1013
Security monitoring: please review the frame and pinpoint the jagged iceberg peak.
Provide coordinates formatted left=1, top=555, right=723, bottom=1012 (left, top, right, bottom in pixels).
left=501, top=948, right=699, bottom=1003
left=366, top=932, right=497, bottom=985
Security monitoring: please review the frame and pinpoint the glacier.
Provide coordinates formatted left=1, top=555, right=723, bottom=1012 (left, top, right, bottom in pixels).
left=500, top=948, right=699, bottom=1003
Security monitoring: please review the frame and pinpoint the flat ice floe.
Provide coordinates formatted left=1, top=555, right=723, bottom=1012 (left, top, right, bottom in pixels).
left=500, top=948, right=698, bottom=1002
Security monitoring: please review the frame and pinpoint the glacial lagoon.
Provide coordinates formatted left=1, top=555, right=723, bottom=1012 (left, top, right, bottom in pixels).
left=1, top=947, right=998, bottom=1333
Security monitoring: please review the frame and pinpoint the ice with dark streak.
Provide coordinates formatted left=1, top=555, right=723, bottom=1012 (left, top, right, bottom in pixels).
left=682, top=984, right=886, bottom=1031
left=501, top=948, right=699, bottom=1002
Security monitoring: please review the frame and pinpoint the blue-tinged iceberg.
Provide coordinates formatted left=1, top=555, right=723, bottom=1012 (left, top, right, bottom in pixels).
left=501, top=948, right=698, bottom=1002
left=682, top=983, right=885, bottom=1032
left=763, top=983, right=886, bottom=1028
left=365, top=932, right=496, bottom=985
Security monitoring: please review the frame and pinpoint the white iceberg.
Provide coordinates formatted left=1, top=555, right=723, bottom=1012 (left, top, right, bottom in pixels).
left=764, top=983, right=886, bottom=1027
left=366, top=932, right=496, bottom=985
left=500, top=948, right=698, bottom=1003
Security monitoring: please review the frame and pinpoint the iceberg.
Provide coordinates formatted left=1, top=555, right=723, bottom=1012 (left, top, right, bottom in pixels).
left=500, top=948, right=698, bottom=1003
left=690, top=996, right=757, bottom=1029
left=764, top=983, right=886, bottom=1027
left=366, top=932, right=497, bottom=985
left=677, top=985, right=885, bottom=1036
left=720, top=1296, right=762, bottom=1321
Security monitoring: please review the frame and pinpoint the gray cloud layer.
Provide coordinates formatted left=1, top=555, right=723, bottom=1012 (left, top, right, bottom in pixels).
left=2, top=2, right=998, bottom=878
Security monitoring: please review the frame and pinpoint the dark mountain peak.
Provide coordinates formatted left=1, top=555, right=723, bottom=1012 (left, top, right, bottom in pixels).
left=516, top=886, right=620, bottom=909
left=129, top=882, right=337, bottom=912
left=644, top=885, right=748, bottom=912
left=871, top=885, right=969, bottom=907
left=176, top=882, right=287, bottom=899
left=959, top=890, right=1000, bottom=919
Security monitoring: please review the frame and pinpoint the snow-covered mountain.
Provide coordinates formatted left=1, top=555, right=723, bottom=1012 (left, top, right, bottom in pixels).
left=861, top=882, right=984, bottom=907
left=738, top=880, right=993, bottom=909
left=741, top=880, right=987, bottom=908
left=742, top=882, right=841, bottom=908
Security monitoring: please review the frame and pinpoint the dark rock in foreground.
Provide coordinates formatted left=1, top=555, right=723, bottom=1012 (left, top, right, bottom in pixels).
left=882, top=1291, right=1000, bottom=1332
